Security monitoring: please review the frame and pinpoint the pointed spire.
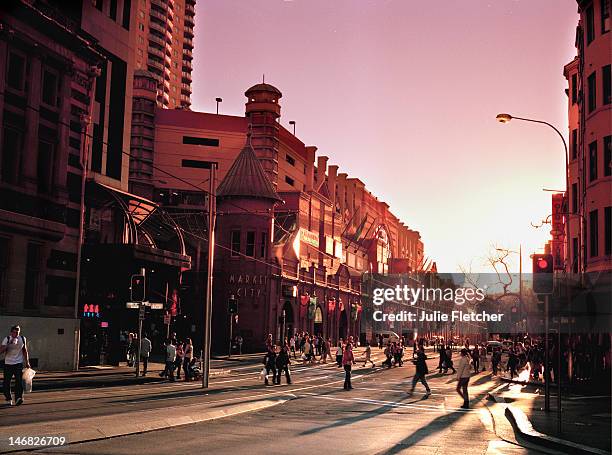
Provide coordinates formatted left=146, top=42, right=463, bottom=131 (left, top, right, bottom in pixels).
left=217, top=127, right=283, bottom=203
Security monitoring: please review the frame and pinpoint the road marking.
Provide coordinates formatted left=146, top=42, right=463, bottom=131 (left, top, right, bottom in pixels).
left=303, top=394, right=476, bottom=413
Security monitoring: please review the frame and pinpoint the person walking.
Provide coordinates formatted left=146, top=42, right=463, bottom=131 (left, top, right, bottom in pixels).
left=445, top=346, right=456, bottom=374
left=236, top=335, right=243, bottom=355
left=507, top=348, right=519, bottom=379
left=363, top=342, right=375, bottom=367
left=456, top=348, right=472, bottom=409
left=1, top=325, right=30, bottom=406
left=479, top=343, right=488, bottom=372
left=140, top=334, right=152, bottom=376
left=491, top=347, right=501, bottom=376
left=438, top=345, right=448, bottom=373
left=263, top=346, right=277, bottom=386
left=342, top=342, right=356, bottom=390
left=275, top=345, right=292, bottom=385
left=336, top=339, right=344, bottom=367
left=289, top=336, right=296, bottom=359
left=471, top=345, right=480, bottom=373
left=183, top=338, right=193, bottom=381
left=409, top=346, right=431, bottom=397
left=174, top=340, right=184, bottom=380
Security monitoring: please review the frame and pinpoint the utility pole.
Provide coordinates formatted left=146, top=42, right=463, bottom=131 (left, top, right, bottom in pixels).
left=135, top=267, right=145, bottom=377
left=544, top=294, right=550, bottom=412
left=203, top=163, right=217, bottom=388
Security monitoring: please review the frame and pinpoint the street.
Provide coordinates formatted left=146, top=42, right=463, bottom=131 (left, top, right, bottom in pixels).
left=0, top=350, right=544, bottom=455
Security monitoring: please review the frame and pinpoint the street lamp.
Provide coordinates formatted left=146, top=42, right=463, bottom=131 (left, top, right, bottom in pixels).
left=289, top=120, right=296, bottom=135
left=215, top=97, right=222, bottom=114
left=495, top=113, right=569, bottom=267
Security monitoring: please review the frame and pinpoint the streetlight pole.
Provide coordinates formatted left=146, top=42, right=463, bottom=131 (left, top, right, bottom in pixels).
left=289, top=120, right=296, bottom=135
left=215, top=97, right=222, bottom=115
left=497, top=113, right=567, bottom=434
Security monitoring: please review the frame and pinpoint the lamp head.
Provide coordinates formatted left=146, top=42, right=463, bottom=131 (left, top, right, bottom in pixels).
left=289, top=120, right=295, bottom=125
left=215, top=97, right=222, bottom=103
left=496, top=113, right=512, bottom=124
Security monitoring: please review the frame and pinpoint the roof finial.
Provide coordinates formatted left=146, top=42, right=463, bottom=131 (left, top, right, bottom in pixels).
left=262, top=73, right=265, bottom=84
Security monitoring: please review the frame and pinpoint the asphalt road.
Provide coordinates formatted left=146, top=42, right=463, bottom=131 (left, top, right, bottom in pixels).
left=2, top=349, right=544, bottom=455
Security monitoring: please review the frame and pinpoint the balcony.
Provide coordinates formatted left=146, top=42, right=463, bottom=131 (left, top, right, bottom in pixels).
left=181, top=71, right=192, bottom=82
left=186, top=3, right=195, bottom=15
left=183, top=48, right=193, bottom=60
left=147, top=58, right=164, bottom=72
left=149, top=8, right=166, bottom=22
left=149, top=34, right=165, bottom=48
left=183, top=37, right=194, bottom=49
left=147, top=46, right=164, bottom=60
left=150, top=0, right=169, bottom=12
left=184, top=14, right=195, bottom=27
left=182, top=60, right=192, bottom=71
left=181, top=83, right=192, bottom=94
left=184, top=25, right=194, bottom=38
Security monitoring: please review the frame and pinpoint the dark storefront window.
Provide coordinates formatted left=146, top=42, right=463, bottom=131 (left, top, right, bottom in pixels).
left=260, top=232, right=267, bottom=258
left=603, top=65, right=611, bottom=105
left=605, top=207, right=612, bottom=256
left=24, top=243, right=43, bottom=309
left=572, top=237, right=579, bottom=273
left=589, top=140, right=598, bottom=182
left=589, top=209, right=599, bottom=258
left=245, top=231, right=255, bottom=257
left=231, top=230, right=241, bottom=257
left=7, top=52, right=26, bottom=91
left=1, top=127, right=22, bottom=185
left=604, top=135, right=611, bottom=176
left=37, top=140, right=55, bottom=194
left=587, top=5, right=595, bottom=43
left=571, top=129, right=578, bottom=159
left=42, top=68, right=59, bottom=107
left=572, top=182, right=578, bottom=213
left=588, top=71, right=597, bottom=112
left=571, top=73, right=577, bottom=104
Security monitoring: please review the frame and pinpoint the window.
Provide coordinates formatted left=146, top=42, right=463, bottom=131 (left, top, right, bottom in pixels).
left=245, top=231, right=255, bottom=257
left=139, top=36, right=144, bottom=44
left=24, top=243, right=43, bottom=309
left=37, top=141, right=55, bottom=194
left=602, top=0, right=610, bottom=33
left=605, top=207, right=611, bottom=255
left=260, top=232, right=267, bottom=258
left=0, top=238, right=8, bottom=307
left=589, top=140, right=598, bottom=182
left=572, top=238, right=579, bottom=273
left=42, top=68, right=59, bottom=107
left=587, top=5, right=595, bottom=43
left=182, top=136, right=219, bottom=146
left=589, top=209, right=599, bottom=257
left=1, top=127, right=22, bottom=184
left=603, top=65, right=611, bottom=105
left=286, top=154, right=295, bottom=166
left=139, top=23, right=144, bottom=31
left=571, top=73, right=577, bottom=104
left=572, top=182, right=578, bottom=213
left=230, top=230, right=240, bottom=256
left=571, top=129, right=578, bottom=159
left=285, top=175, right=294, bottom=186
left=7, top=52, right=25, bottom=91
left=588, top=71, right=597, bottom=112
left=604, top=136, right=611, bottom=176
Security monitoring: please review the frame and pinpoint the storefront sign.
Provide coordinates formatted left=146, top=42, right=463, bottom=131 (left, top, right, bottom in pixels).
left=300, top=228, right=319, bottom=248
left=228, top=274, right=267, bottom=298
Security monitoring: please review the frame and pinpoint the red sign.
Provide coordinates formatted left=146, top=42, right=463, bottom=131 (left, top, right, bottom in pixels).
left=551, top=193, right=565, bottom=270
left=328, top=298, right=336, bottom=312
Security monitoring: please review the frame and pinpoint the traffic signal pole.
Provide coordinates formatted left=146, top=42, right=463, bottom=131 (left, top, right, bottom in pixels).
left=136, top=267, right=145, bottom=377
left=202, top=163, right=216, bottom=388
left=544, top=294, right=550, bottom=412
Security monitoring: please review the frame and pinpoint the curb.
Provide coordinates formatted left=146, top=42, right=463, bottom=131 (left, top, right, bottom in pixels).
left=504, top=404, right=610, bottom=455
left=0, top=394, right=292, bottom=453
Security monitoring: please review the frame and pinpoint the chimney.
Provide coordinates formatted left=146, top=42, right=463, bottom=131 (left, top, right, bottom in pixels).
left=328, top=165, right=338, bottom=205
left=337, top=173, right=347, bottom=214
left=316, top=155, right=328, bottom=190
left=305, top=146, right=317, bottom=191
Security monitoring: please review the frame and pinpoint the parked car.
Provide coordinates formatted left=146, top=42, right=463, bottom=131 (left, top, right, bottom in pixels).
left=379, top=331, right=400, bottom=344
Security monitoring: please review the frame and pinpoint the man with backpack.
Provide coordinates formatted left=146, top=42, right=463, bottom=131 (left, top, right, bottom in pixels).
left=1, top=325, right=30, bottom=406
left=409, top=346, right=431, bottom=397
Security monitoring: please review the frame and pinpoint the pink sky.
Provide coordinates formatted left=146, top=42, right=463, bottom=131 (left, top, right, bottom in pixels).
left=190, top=0, right=579, bottom=273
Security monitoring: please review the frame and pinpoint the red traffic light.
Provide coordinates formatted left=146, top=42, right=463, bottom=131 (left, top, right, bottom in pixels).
left=537, top=258, right=549, bottom=270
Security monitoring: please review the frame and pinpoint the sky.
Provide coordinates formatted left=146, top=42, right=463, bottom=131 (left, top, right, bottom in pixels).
left=190, top=0, right=580, bottom=273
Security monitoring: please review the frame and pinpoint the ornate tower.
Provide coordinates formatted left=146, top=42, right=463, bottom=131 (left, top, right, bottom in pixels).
left=244, top=83, right=282, bottom=189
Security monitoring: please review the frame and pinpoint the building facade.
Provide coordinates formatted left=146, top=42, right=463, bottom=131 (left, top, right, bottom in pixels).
left=131, top=0, right=195, bottom=109
left=564, top=0, right=611, bottom=274
left=146, top=82, right=430, bottom=352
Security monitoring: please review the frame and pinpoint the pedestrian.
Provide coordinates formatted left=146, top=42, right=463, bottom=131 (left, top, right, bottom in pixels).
left=127, top=333, right=136, bottom=367
left=409, top=346, right=431, bottom=397
left=479, top=343, right=487, bottom=372
left=507, top=348, right=519, bottom=379
left=471, top=344, right=480, bottom=373
left=263, top=345, right=277, bottom=386
left=174, top=340, right=184, bottom=380
left=336, top=339, right=344, bottom=367
left=363, top=342, right=375, bottom=367
left=445, top=346, right=456, bottom=374
left=140, top=333, right=152, bottom=376
left=342, top=342, right=356, bottom=390
left=1, top=325, right=30, bottom=406
left=275, top=345, right=292, bottom=385
left=438, top=345, right=448, bottom=373
left=378, top=333, right=383, bottom=350
left=236, top=335, right=243, bottom=355
left=492, top=347, right=502, bottom=376
left=456, top=348, right=471, bottom=409
left=265, top=333, right=273, bottom=353
left=289, top=336, right=296, bottom=359
left=183, top=338, right=193, bottom=381
left=162, top=339, right=176, bottom=381
left=383, top=342, right=393, bottom=368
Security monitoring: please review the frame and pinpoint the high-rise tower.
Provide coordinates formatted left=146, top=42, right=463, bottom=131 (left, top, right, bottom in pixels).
left=132, top=0, right=195, bottom=109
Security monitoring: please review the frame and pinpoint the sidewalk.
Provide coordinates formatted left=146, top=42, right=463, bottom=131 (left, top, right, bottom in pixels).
left=493, top=381, right=611, bottom=454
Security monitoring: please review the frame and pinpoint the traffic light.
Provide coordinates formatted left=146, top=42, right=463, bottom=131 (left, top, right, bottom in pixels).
left=130, top=274, right=146, bottom=302
left=532, top=254, right=553, bottom=294
left=228, top=295, right=238, bottom=314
